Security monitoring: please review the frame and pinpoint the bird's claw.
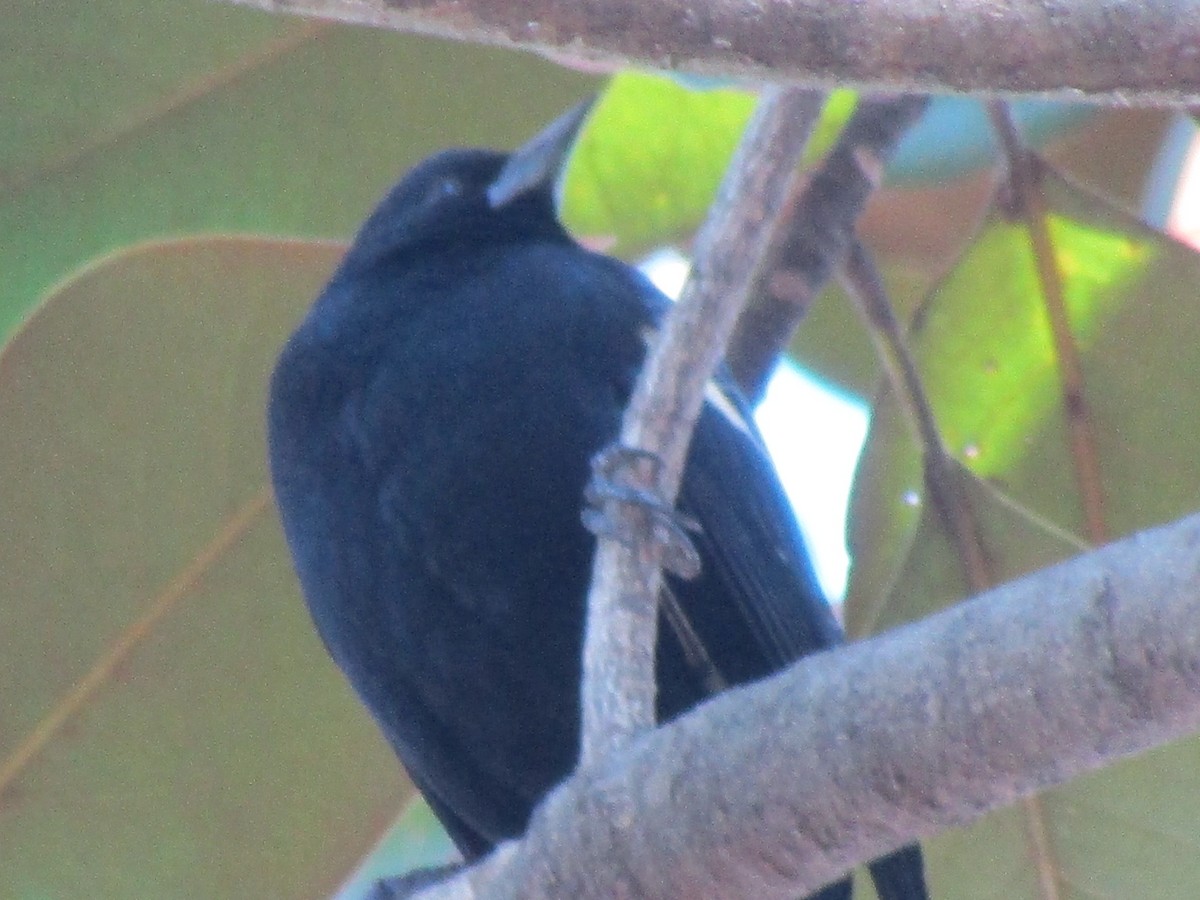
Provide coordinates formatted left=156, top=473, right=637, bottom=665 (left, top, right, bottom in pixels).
left=582, top=444, right=702, bottom=579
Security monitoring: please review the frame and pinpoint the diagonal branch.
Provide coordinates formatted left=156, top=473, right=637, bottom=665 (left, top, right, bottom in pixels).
left=579, top=85, right=825, bottom=765
left=228, top=0, right=1200, bottom=101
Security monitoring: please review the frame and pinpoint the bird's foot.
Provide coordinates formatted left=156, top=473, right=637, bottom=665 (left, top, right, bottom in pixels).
left=582, top=444, right=702, bottom=579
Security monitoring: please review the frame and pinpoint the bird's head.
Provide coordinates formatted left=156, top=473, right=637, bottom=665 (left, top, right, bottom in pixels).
left=343, top=99, right=595, bottom=271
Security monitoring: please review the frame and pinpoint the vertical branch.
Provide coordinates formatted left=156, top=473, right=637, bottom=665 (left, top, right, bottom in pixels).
left=988, top=101, right=1109, bottom=545
left=579, top=86, right=825, bottom=766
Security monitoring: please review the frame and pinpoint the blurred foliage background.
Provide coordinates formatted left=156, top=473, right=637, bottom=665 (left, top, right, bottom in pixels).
left=4, top=1, right=1200, bottom=897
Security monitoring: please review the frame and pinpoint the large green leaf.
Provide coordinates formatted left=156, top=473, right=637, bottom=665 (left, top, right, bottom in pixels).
left=562, top=71, right=856, bottom=255
left=0, top=4, right=597, bottom=346
left=846, top=169, right=1200, bottom=897
left=0, top=238, right=412, bottom=898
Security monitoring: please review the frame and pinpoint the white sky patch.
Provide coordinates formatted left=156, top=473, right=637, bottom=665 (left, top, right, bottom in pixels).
left=1167, top=122, right=1200, bottom=250
left=640, top=248, right=869, bottom=599
left=755, top=365, right=868, bottom=599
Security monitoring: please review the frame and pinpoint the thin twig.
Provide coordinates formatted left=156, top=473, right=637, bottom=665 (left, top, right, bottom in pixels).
left=578, top=86, right=826, bottom=766
left=987, top=101, right=1109, bottom=545
left=985, top=104, right=1111, bottom=893
left=839, top=242, right=991, bottom=607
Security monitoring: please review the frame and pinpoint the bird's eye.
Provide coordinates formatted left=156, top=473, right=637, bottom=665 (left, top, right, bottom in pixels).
left=426, top=176, right=463, bottom=205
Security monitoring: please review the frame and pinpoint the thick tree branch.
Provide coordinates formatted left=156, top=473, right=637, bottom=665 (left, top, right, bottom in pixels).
left=414, top=510, right=1200, bottom=899
left=228, top=0, right=1200, bottom=101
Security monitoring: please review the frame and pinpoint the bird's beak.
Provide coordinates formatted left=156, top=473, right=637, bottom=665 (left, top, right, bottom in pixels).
left=487, top=96, right=596, bottom=210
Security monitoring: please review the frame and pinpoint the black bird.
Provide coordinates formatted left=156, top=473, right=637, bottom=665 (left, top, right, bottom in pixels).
left=267, top=101, right=927, bottom=900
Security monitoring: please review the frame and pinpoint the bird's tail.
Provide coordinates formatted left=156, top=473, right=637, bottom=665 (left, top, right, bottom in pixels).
left=867, top=843, right=929, bottom=900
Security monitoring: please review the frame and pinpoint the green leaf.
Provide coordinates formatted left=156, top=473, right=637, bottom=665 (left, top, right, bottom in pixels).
left=0, top=5, right=596, bottom=348
left=560, top=71, right=756, bottom=254
left=0, top=238, right=412, bottom=898
left=846, top=168, right=1200, bottom=897
left=561, top=71, right=856, bottom=255
left=917, top=216, right=1150, bottom=479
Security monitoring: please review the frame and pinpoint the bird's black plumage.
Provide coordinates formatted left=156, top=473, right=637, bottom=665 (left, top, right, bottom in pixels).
left=267, top=108, right=927, bottom=900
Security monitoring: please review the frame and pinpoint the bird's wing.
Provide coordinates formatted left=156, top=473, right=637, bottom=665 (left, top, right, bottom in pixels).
left=671, top=373, right=845, bottom=685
